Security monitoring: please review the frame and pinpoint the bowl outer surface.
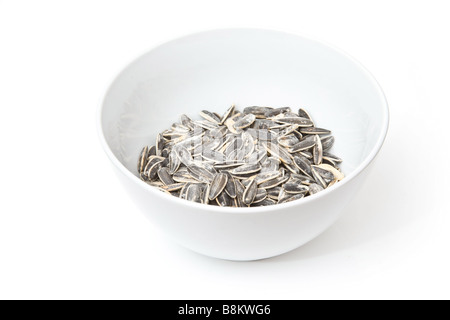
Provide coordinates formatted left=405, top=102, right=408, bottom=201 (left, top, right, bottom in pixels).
left=113, top=162, right=372, bottom=260
left=99, top=29, right=388, bottom=260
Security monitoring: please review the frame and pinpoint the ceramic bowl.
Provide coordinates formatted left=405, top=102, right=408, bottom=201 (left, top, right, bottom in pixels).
left=98, top=29, right=389, bottom=260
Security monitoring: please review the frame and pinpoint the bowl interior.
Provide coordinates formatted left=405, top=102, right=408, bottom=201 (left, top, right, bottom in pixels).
left=101, top=29, right=387, bottom=180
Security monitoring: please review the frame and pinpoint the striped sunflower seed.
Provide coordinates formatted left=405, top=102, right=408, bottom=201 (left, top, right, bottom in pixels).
left=233, top=114, right=256, bottom=130
left=300, top=127, right=331, bottom=135
left=220, top=105, right=235, bottom=125
left=138, top=146, right=149, bottom=173
left=209, top=173, right=228, bottom=200
left=216, top=191, right=233, bottom=207
left=200, top=110, right=221, bottom=124
left=157, top=167, right=175, bottom=186
left=298, top=108, right=312, bottom=120
left=275, top=117, right=313, bottom=127
left=243, top=106, right=273, bottom=118
left=243, top=179, right=258, bottom=206
left=283, top=182, right=309, bottom=194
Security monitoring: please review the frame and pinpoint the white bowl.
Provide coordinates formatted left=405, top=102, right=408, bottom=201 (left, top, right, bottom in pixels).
left=98, top=29, right=389, bottom=261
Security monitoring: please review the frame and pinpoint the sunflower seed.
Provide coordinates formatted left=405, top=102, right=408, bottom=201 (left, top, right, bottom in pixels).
left=225, top=137, right=243, bottom=154
left=186, top=184, right=203, bottom=203
left=144, top=156, right=165, bottom=180
left=157, top=167, right=174, bottom=186
left=298, top=108, right=312, bottom=120
left=277, top=188, right=290, bottom=203
left=283, top=182, right=309, bottom=194
left=241, top=131, right=255, bottom=150
left=180, top=114, right=194, bottom=130
left=253, top=188, right=268, bottom=203
left=265, top=107, right=291, bottom=118
left=233, top=114, right=256, bottom=130
left=323, top=151, right=342, bottom=163
left=162, top=149, right=170, bottom=159
left=243, top=179, right=258, bottom=205
left=293, top=155, right=313, bottom=178
left=202, top=163, right=218, bottom=175
left=284, top=111, right=301, bottom=118
left=254, top=149, right=268, bottom=163
left=208, top=126, right=228, bottom=139
left=264, top=142, right=293, bottom=165
left=278, top=125, right=300, bottom=137
left=209, top=173, right=228, bottom=200
left=227, top=148, right=245, bottom=161
left=321, top=136, right=335, bottom=150
left=252, top=198, right=277, bottom=206
left=229, top=163, right=261, bottom=176
left=314, top=164, right=344, bottom=181
left=323, top=157, right=337, bottom=167
left=313, top=135, right=323, bottom=165
left=275, top=117, right=314, bottom=127
left=311, top=165, right=334, bottom=181
left=195, top=120, right=218, bottom=130
left=255, top=171, right=280, bottom=184
left=214, top=161, right=245, bottom=169
left=168, top=150, right=180, bottom=174
left=179, top=182, right=190, bottom=199
left=163, top=131, right=183, bottom=140
left=202, top=139, right=222, bottom=151
left=176, top=147, right=193, bottom=166
left=140, top=172, right=148, bottom=181
left=203, top=184, right=211, bottom=204
left=224, top=173, right=237, bottom=198
left=224, top=118, right=239, bottom=134
left=290, top=174, right=316, bottom=185
left=200, top=110, right=221, bottom=124
left=261, top=157, right=281, bottom=172
left=138, top=146, right=149, bottom=173
left=299, top=151, right=313, bottom=159
left=171, top=122, right=190, bottom=133
left=155, top=133, right=165, bottom=156
left=146, top=146, right=156, bottom=157
left=147, top=161, right=162, bottom=180
left=202, top=149, right=226, bottom=163
left=177, top=135, right=203, bottom=149
left=246, top=128, right=277, bottom=141
left=238, top=177, right=251, bottom=187
left=278, top=135, right=300, bottom=148
left=234, top=180, right=246, bottom=207
left=220, top=105, right=235, bottom=125
left=300, top=127, right=331, bottom=135
left=216, top=191, right=233, bottom=207
left=157, top=186, right=171, bottom=195
left=162, top=183, right=185, bottom=192
left=309, top=183, right=324, bottom=195
left=187, top=164, right=214, bottom=183
left=267, top=187, right=282, bottom=200
left=243, top=106, right=273, bottom=118
left=311, top=167, right=327, bottom=189
left=259, top=175, right=289, bottom=189
left=173, top=171, right=198, bottom=184
left=289, top=137, right=316, bottom=153
left=284, top=162, right=300, bottom=174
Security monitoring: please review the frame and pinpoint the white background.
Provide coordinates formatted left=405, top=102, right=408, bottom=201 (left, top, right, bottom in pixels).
left=1, top=0, right=449, bottom=300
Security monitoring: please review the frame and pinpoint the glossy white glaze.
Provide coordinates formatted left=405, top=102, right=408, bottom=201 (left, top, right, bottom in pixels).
left=98, top=29, right=389, bottom=260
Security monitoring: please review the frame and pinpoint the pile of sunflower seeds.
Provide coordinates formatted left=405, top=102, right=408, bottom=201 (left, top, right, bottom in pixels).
left=138, top=106, right=344, bottom=207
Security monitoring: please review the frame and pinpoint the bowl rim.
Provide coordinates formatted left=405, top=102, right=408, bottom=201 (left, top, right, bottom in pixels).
left=97, top=27, right=389, bottom=214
